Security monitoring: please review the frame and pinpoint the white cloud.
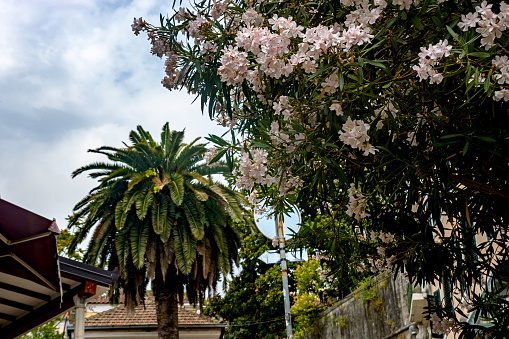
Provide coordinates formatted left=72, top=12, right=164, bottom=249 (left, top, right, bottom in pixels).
left=0, top=0, right=227, bottom=230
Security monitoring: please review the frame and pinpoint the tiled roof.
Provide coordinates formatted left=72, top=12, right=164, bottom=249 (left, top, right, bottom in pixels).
left=85, top=298, right=222, bottom=327
left=88, top=294, right=112, bottom=304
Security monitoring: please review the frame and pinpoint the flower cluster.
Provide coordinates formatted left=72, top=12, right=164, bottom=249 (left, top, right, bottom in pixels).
left=217, top=47, right=249, bottom=85
left=234, top=148, right=275, bottom=191
left=204, top=147, right=218, bottom=166
left=412, top=39, right=452, bottom=84
left=131, top=17, right=146, bottom=36
left=458, top=1, right=509, bottom=50
left=430, top=313, right=455, bottom=334
left=346, top=183, right=370, bottom=221
left=211, top=0, right=229, bottom=20
left=339, top=117, right=377, bottom=156
left=493, top=55, right=509, bottom=101
left=162, top=52, right=181, bottom=90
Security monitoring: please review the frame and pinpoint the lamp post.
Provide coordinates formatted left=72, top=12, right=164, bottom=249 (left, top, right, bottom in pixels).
left=254, top=204, right=302, bottom=339
left=276, top=214, right=293, bottom=338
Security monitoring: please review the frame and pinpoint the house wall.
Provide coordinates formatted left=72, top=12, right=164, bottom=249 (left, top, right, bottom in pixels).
left=305, top=274, right=430, bottom=339
left=69, top=328, right=222, bottom=339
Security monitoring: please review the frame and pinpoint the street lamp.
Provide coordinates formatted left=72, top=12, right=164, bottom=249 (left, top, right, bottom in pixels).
left=254, top=203, right=302, bottom=339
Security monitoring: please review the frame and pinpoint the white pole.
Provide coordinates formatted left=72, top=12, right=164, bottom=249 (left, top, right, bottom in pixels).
left=73, top=295, right=86, bottom=339
left=277, top=214, right=293, bottom=338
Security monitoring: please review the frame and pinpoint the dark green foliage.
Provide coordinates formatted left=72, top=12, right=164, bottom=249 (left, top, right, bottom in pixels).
left=19, top=319, right=61, bottom=339
left=204, top=229, right=287, bottom=339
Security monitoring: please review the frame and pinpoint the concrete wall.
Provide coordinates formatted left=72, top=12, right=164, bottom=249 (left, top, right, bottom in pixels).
left=305, top=274, right=430, bottom=339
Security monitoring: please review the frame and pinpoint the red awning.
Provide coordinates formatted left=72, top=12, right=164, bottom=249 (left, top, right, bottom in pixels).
left=0, top=198, right=116, bottom=339
left=0, top=199, right=61, bottom=293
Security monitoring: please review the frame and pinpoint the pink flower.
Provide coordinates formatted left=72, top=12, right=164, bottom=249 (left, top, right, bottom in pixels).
left=339, top=117, right=377, bottom=156
left=211, top=0, right=229, bottom=20
left=493, top=89, right=509, bottom=101
left=458, top=12, right=479, bottom=31
left=200, top=41, right=218, bottom=55
left=346, top=183, right=370, bottom=221
left=218, top=47, right=249, bottom=85
left=131, top=17, right=145, bottom=36
left=330, top=103, right=343, bottom=116
left=242, top=8, right=265, bottom=27
left=204, top=147, right=218, bottom=165
left=322, top=70, right=340, bottom=94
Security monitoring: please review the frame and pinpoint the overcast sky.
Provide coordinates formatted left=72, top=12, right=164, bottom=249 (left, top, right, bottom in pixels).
left=0, top=0, right=226, bottom=232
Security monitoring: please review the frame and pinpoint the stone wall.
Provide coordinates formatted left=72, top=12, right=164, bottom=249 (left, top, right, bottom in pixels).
left=304, top=274, right=429, bottom=339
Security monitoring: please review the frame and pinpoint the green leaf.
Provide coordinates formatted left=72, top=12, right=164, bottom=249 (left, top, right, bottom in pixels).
left=115, top=201, right=129, bottom=230
left=484, top=67, right=493, bottom=92
left=130, top=219, right=150, bottom=269
left=151, top=195, right=166, bottom=235
left=168, top=172, right=185, bottom=206
left=462, top=141, right=469, bottom=156
left=440, top=134, right=465, bottom=139
left=364, top=60, right=386, bottom=69
left=473, top=136, right=496, bottom=142
left=160, top=197, right=175, bottom=243
left=431, top=16, right=443, bottom=29
left=468, top=52, right=491, bottom=58
left=183, top=196, right=205, bottom=240
left=174, top=223, right=197, bottom=275
left=446, top=25, right=460, bottom=43
left=115, top=224, right=132, bottom=271
left=136, top=190, right=154, bottom=220
left=411, top=16, right=424, bottom=30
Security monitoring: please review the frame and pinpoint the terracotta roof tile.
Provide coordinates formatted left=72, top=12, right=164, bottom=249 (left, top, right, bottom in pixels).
left=85, top=299, right=221, bottom=327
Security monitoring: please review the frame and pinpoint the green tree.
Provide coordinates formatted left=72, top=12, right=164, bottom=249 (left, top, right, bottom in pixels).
left=204, top=228, right=288, bottom=339
left=135, top=0, right=509, bottom=336
left=68, top=123, right=251, bottom=339
left=57, top=228, right=83, bottom=261
left=19, top=319, right=61, bottom=339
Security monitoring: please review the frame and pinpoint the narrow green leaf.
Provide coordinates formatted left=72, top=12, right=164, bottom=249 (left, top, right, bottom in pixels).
left=130, top=219, right=150, bottom=269
left=446, top=25, right=460, bottom=43
left=462, top=141, right=469, bottom=156
left=468, top=52, right=491, bottom=58
left=168, top=173, right=185, bottom=206
left=160, top=198, right=175, bottom=243
left=174, top=223, right=197, bottom=275
left=411, top=16, right=424, bottom=30
left=136, top=190, right=154, bottom=220
left=183, top=196, right=205, bottom=240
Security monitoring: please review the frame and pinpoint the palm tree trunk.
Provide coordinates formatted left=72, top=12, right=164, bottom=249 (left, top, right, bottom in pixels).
left=153, top=266, right=179, bottom=339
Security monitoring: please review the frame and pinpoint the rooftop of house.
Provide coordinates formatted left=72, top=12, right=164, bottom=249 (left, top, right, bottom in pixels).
left=84, top=297, right=221, bottom=327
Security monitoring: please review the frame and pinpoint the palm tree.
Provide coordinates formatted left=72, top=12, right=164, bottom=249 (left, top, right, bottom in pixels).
left=68, top=123, right=250, bottom=339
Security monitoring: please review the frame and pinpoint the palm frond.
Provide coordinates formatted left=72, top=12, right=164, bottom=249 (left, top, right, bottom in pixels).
left=115, top=217, right=135, bottom=272
left=183, top=194, right=205, bottom=240
left=160, top=122, right=171, bottom=152
left=71, top=162, right=123, bottom=179
left=174, top=222, right=197, bottom=275
left=130, top=218, right=150, bottom=269
left=135, top=188, right=154, bottom=220
left=186, top=183, right=209, bottom=202
left=160, top=196, right=176, bottom=243
left=167, top=172, right=185, bottom=206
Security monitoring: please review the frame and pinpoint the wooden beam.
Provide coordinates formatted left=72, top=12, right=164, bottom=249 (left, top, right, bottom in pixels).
left=0, top=296, right=33, bottom=311
left=0, top=312, right=16, bottom=322
left=1, top=284, right=83, bottom=339
left=0, top=281, right=51, bottom=301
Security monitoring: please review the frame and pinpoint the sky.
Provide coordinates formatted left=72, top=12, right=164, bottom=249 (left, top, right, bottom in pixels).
left=0, top=0, right=226, bottom=233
